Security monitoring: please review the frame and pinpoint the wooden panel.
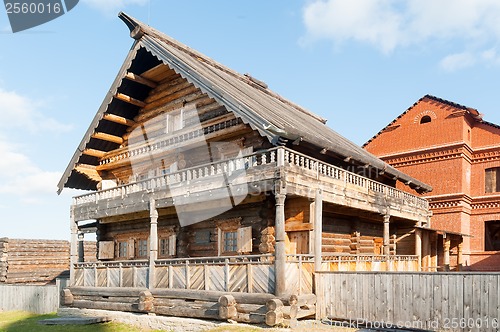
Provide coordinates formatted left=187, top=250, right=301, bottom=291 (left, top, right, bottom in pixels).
left=155, top=266, right=169, bottom=288
left=189, top=266, right=205, bottom=290
left=316, top=272, right=500, bottom=331
left=74, top=269, right=84, bottom=287
left=108, top=269, right=120, bottom=288
left=0, top=284, right=60, bottom=314
left=171, top=266, right=186, bottom=289
left=122, top=268, right=133, bottom=287
left=135, top=267, right=148, bottom=288
left=96, top=268, right=107, bottom=287
left=208, top=266, right=224, bottom=291
left=83, top=268, right=95, bottom=287
left=251, top=265, right=275, bottom=294
left=229, top=265, right=247, bottom=292
left=98, top=241, right=114, bottom=260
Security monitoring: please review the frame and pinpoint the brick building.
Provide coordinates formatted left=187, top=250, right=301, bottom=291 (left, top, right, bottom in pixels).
left=364, top=95, right=500, bottom=271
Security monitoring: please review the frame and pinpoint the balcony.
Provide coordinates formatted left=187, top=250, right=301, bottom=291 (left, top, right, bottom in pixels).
left=72, top=147, right=429, bottom=223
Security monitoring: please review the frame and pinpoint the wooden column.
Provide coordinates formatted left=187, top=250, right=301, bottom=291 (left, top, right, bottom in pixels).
left=274, top=191, right=286, bottom=296
left=457, top=239, right=464, bottom=271
left=415, top=228, right=422, bottom=271
left=149, top=198, right=159, bottom=289
left=443, top=235, right=451, bottom=272
left=69, top=206, right=78, bottom=286
left=77, top=232, right=85, bottom=263
left=314, top=189, right=323, bottom=272
left=383, top=214, right=390, bottom=256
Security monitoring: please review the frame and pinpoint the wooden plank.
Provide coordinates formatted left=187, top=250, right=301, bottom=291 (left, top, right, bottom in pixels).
left=91, top=132, right=123, bottom=144
left=124, top=72, right=158, bottom=88
left=114, top=93, right=147, bottom=108
left=82, top=148, right=106, bottom=158
left=103, top=113, right=136, bottom=127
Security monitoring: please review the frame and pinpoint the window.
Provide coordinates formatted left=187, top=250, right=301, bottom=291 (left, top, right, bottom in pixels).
left=118, top=241, right=128, bottom=258
left=159, top=234, right=176, bottom=257
left=195, top=230, right=211, bottom=245
left=165, top=109, right=185, bottom=134
left=485, top=167, right=500, bottom=193
left=217, top=223, right=252, bottom=255
left=223, top=231, right=238, bottom=253
left=420, top=115, right=432, bottom=124
left=137, top=239, right=148, bottom=258
left=485, top=221, right=500, bottom=251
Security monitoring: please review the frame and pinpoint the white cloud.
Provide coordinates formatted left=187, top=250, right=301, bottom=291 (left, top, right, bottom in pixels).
left=303, top=0, right=500, bottom=68
left=0, top=139, right=61, bottom=202
left=0, top=88, right=72, bottom=133
left=82, top=0, right=148, bottom=15
left=440, top=52, right=476, bottom=72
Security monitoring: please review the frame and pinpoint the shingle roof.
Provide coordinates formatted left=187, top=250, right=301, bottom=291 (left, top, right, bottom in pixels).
left=57, top=12, right=432, bottom=194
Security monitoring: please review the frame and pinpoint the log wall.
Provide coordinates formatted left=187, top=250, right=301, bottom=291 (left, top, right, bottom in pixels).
left=0, top=238, right=96, bottom=284
left=97, top=63, right=270, bottom=186
left=98, top=194, right=274, bottom=259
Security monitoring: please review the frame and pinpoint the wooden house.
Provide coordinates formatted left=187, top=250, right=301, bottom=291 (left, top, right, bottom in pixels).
left=364, top=95, right=500, bottom=271
left=57, top=13, right=432, bottom=325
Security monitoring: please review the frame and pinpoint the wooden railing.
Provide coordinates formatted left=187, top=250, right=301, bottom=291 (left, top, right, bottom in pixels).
left=321, top=254, right=419, bottom=272
left=73, top=147, right=428, bottom=210
left=73, top=255, right=277, bottom=293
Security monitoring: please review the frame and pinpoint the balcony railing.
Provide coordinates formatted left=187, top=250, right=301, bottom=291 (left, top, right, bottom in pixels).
left=73, top=147, right=429, bottom=210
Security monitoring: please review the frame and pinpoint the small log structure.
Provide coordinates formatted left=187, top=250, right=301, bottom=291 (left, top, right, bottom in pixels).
left=0, top=238, right=96, bottom=284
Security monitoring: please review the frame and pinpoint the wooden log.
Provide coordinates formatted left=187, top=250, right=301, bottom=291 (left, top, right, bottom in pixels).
left=63, top=289, right=74, bottom=305
left=233, top=312, right=266, bottom=324
left=218, top=294, right=236, bottom=307
left=114, top=93, right=147, bottom=108
left=138, top=290, right=154, bottom=312
left=72, top=300, right=138, bottom=312
left=124, top=72, right=158, bottom=88
left=235, top=303, right=267, bottom=315
left=265, top=309, right=284, bottom=326
left=154, top=303, right=220, bottom=320
left=266, top=298, right=284, bottom=311
left=219, top=305, right=237, bottom=320
left=151, top=288, right=287, bottom=305
left=70, top=287, right=146, bottom=297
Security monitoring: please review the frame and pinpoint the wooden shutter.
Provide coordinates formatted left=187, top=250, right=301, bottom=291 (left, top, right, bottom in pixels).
left=128, top=238, right=135, bottom=259
left=168, top=234, right=177, bottom=256
left=98, top=241, right=114, bottom=260
left=237, top=226, right=252, bottom=253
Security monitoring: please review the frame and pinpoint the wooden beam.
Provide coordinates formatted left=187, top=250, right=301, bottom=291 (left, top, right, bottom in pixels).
left=82, top=148, right=106, bottom=158
left=124, top=72, right=158, bottom=88
left=91, top=132, right=123, bottom=145
left=314, top=189, right=323, bottom=272
left=103, top=113, right=136, bottom=127
left=114, top=93, right=147, bottom=108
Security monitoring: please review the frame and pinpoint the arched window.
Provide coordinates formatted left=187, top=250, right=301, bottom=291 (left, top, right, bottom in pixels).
left=420, top=115, right=432, bottom=124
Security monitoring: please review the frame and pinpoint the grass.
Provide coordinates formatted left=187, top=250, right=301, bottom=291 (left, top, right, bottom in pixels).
left=0, top=311, right=163, bottom=332
left=0, top=311, right=270, bottom=332
left=0, top=311, right=356, bottom=332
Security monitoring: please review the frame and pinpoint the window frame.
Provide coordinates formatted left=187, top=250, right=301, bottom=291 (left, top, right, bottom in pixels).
left=485, top=167, right=500, bottom=193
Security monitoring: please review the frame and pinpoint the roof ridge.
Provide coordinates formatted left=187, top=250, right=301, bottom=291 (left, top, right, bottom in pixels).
left=118, top=12, right=328, bottom=125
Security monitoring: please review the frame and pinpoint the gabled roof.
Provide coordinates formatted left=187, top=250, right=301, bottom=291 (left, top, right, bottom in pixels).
left=363, top=94, right=489, bottom=148
left=57, top=12, right=432, bottom=194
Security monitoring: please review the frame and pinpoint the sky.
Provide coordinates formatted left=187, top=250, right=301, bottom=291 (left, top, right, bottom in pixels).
left=1, top=0, right=500, bottom=240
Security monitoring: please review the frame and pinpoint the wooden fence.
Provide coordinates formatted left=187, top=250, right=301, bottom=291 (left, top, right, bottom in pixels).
left=0, top=278, right=68, bottom=314
left=316, top=272, right=500, bottom=331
